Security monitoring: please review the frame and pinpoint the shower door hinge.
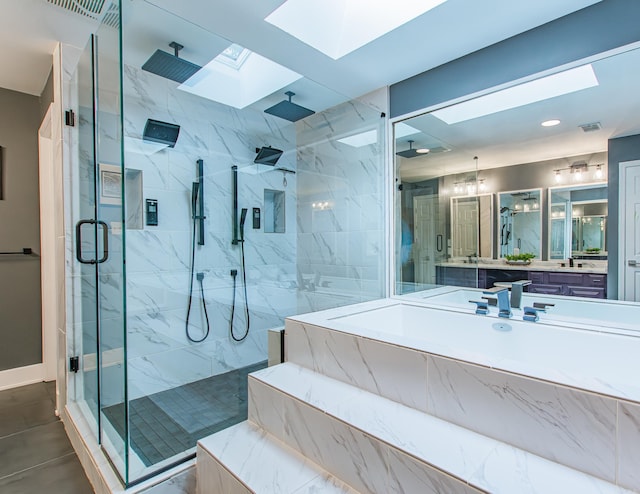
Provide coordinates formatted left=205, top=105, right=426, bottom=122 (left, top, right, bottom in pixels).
left=69, top=356, right=79, bottom=373
left=65, top=110, right=75, bottom=127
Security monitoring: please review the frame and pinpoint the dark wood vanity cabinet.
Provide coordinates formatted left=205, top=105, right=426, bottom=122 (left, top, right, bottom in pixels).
left=436, top=266, right=607, bottom=298
left=527, top=271, right=606, bottom=298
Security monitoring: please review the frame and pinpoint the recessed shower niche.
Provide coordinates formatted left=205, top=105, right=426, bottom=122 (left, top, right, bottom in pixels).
left=264, top=189, right=285, bottom=233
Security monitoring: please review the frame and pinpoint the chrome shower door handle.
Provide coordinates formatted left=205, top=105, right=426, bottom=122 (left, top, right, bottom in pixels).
left=97, top=220, right=109, bottom=263
left=75, top=219, right=97, bottom=264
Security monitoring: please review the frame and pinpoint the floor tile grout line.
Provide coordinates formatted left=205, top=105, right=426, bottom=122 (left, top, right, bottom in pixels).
left=0, top=451, right=77, bottom=482
left=0, top=417, right=62, bottom=441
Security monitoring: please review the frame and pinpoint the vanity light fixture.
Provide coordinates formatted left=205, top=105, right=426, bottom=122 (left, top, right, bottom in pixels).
left=541, top=119, right=561, bottom=127
left=595, top=164, right=603, bottom=179
left=553, top=162, right=604, bottom=183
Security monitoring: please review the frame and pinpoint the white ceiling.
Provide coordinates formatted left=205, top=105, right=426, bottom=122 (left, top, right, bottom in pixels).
left=0, top=0, right=601, bottom=100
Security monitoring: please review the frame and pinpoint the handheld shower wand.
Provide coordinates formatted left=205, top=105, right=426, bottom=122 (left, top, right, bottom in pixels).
left=239, top=208, right=248, bottom=242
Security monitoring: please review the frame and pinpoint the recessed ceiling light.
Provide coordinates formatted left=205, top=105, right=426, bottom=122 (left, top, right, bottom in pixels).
left=178, top=45, right=302, bottom=109
left=416, top=148, right=430, bottom=154
left=431, top=64, right=599, bottom=125
left=541, top=119, right=561, bottom=127
left=265, top=0, right=448, bottom=60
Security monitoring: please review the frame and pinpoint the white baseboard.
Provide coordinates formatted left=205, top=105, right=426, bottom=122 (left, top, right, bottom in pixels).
left=0, top=363, right=45, bottom=391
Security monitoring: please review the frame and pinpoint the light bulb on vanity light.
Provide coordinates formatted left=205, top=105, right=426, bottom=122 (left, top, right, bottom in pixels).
left=554, top=170, right=561, bottom=183
left=595, top=164, right=603, bottom=179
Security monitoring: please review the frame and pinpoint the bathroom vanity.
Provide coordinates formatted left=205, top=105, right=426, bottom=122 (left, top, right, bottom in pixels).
left=436, top=261, right=607, bottom=298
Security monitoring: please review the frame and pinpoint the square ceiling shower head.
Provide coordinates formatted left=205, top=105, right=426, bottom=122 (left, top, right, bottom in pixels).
left=264, top=91, right=315, bottom=122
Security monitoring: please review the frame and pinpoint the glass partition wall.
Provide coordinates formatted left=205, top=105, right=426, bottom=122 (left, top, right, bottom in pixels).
left=65, top=0, right=386, bottom=486
left=392, top=45, right=640, bottom=295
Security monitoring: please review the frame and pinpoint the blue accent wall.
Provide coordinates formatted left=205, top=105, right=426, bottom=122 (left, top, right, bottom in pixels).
left=390, top=0, right=640, bottom=118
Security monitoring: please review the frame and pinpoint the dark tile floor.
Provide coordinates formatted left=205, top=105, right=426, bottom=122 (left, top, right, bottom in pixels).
left=103, top=361, right=267, bottom=467
left=0, top=381, right=94, bottom=494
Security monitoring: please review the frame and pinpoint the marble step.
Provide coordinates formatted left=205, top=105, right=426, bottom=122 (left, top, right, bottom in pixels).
left=284, top=317, right=632, bottom=485
left=197, top=421, right=359, bottom=494
left=248, top=362, right=634, bottom=494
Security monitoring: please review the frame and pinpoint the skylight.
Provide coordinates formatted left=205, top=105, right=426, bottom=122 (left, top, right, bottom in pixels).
left=265, top=0, right=447, bottom=60
left=337, top=129, right=377, bottom=147
left=178, top=45, right=302, bottom=109
left=431, top=64, right=599, bottom=125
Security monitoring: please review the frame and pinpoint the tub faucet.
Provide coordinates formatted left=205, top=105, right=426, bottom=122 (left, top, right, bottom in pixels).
left=510, top=280, right=531, bottom=309
left=483, top=286, right=512, bottom=318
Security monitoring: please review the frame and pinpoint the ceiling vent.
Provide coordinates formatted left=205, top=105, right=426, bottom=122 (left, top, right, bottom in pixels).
left=45, top=0, right=119, bottom=28
left=579, top=122, right=602, bottom=132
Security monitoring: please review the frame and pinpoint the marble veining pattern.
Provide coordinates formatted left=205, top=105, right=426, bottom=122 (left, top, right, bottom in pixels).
left=617, top=401, right=640, bottom=491
left=427, top=355, right=617, bottom=482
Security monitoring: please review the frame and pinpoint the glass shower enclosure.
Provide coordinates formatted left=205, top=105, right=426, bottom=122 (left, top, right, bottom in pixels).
left=64, top=0, right=386, bottom=486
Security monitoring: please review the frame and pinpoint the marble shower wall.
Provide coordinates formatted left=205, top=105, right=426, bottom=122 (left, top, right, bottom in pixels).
left=296, top=90, right=387, bottom=313
left=121, top=65, right=298, bottom=399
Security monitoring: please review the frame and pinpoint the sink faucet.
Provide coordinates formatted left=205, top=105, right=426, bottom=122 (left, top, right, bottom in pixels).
left=483, top=286, right=512, bottom=318
left=510, top=280, right=532, bottom=309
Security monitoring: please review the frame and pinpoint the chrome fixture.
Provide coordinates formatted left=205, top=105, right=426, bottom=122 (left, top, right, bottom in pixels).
left=510, top=280, right=531, bottom=309
left=483, top=286, right=512, bottom=318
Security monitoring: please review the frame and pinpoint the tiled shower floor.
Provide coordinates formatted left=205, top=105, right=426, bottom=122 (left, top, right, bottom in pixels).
left=103, top=361, right=267, bottom=466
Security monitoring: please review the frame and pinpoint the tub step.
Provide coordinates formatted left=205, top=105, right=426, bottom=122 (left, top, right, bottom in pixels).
left=197, top=421, right=358, bottom=494
left=247, top=363, right=633, bottom=494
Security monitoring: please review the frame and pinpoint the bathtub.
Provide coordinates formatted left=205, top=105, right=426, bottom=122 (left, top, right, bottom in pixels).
left=399, top=286, right=640, bottom=334
left=292, top=298, right=640, bottom=401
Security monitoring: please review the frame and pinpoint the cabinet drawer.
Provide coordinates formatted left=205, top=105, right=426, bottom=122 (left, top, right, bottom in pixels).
left=548, top=272, right=584, bottom=285
left=566, top=286, right=605, bottom=298
left=528, top=271, right=545, bottom=284
left=585, top=274, right=606, bottom=287
left=528, top=284, right=564, bottom=295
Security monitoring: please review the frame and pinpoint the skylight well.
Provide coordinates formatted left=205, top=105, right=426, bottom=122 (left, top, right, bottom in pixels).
left=178, top=44, right=302, bottom=109
left=265, top=0, right=447, bottom=59
left=431, top=64, right=599, bottom=125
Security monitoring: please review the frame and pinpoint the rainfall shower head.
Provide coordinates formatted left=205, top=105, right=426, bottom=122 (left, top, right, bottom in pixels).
left=264, top=91, right=315, bottom=122
left=395, top=140, right=423, bottom=159
left=142, top=41, right=201, bottom=83
left=254, top=146, right=283, bottom=166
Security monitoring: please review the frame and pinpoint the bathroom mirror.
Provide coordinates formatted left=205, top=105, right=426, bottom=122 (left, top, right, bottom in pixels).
left=450, top=194, right=492, bottom=259
left=549, top=184, right=607, bottom=259
left=497, top=189, right=542, bottom=258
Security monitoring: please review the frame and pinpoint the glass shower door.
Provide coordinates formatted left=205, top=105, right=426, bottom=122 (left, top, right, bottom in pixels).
left=68, top=28, right=129, bottom=483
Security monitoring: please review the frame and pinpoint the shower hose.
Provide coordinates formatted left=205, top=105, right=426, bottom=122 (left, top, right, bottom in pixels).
left=230, top=240, right=250, bottom=342
left=185, top=210, right=210, bottom=343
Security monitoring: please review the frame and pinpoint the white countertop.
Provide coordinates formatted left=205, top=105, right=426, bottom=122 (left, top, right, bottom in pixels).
left=438, top=260, right=607, bottom=274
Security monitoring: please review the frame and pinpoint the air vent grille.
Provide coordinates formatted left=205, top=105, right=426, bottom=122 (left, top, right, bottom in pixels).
left=46, top=0, right=106, bottom=18
left=579, top=122, right=601, bottom=132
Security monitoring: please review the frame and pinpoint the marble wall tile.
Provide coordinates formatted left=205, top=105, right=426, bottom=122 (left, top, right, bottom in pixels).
left=143, top=466, right=196, bottom=494
left=427, top=356, right=617, bottom=482
left=247, top=375, right=287, bottom=439
left=286, top=322, right=429, bottom=411
left=618, top=401, right=640, bottom=491
left=196, top=446, right=250, bottom=494
left=127, top=347, right=212, bottom=399
left=386, top=447, right=481, bottom=494
left=468, top=442, right=626, bottom=494
left=281, top=396, right=389, bottom=494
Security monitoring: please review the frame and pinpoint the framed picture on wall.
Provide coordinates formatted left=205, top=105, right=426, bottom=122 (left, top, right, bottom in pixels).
left=99, top=163, right=122, bottom=205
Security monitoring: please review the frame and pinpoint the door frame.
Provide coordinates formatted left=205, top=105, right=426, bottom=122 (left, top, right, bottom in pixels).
left=618, top=159, right=640, bottom=300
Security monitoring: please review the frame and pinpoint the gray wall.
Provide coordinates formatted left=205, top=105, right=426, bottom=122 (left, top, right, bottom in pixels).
left=390, top=0, right=640, bottom=117
left=39, top=67, right=54, bottom=123
left=607, top=133, right=640, bottom=299
left=0, top=87, right=43, bottom=371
